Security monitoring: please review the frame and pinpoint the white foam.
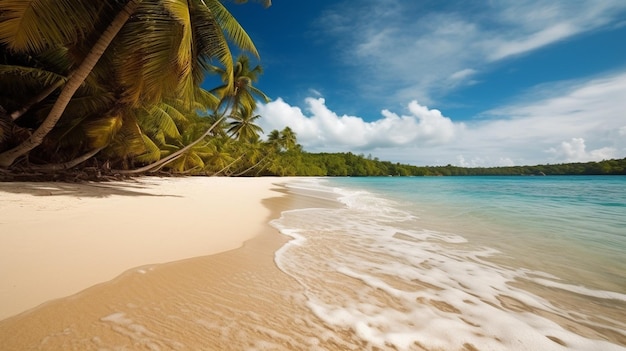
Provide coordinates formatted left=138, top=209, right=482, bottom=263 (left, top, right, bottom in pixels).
left=271, top=179, right=626, bottom=351
left=100, top=312, right=132, bottom=324
left=531, top=277, right=626, bottom=302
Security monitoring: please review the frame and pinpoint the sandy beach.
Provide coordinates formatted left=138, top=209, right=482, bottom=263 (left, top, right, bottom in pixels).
left=0, top=176, right=357, bottom=350
left=1, top=176, right=625, bottom=350
left=0, top=176, right=322, bottom=349
left=0, top=177, right=286, bottom=321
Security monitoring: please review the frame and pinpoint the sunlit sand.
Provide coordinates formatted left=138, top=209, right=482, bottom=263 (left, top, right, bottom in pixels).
left=0, top=176, right=282, bottom=320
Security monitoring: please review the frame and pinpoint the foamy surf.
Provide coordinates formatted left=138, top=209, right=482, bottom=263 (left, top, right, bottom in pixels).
left=272, top=177, right=626, bottom=350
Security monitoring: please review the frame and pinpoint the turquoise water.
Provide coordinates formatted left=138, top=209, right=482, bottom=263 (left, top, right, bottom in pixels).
left=272, top=176, right=626, bottom=350
left=334, top=176, right=626, bottom=291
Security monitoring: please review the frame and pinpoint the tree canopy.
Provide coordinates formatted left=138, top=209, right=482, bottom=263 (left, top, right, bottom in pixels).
left=0, top=0, right=271, bottom=177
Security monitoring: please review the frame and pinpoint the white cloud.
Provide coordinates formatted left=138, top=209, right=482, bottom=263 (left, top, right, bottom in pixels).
left=257, top=98, right=461, bottom=151
left=449, top=69, right=477, bottom=81
left=488, top=23, right=576, bottom=61
left=548, top=138, right=617, bottom=162
left=257, top=71, right=626, bottom=166
left=316, top=0, right=626, bottom=105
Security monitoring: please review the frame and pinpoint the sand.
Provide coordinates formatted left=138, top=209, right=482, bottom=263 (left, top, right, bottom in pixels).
left=0, top=176, right=353, bottom=350
left=0, top=176, right=284, bottom=320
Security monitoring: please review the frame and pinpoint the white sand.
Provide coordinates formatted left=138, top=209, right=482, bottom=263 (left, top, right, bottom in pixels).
left=0, top=176, right=283, bottom=320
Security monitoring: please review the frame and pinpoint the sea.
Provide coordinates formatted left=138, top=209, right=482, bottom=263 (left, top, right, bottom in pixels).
left=271, top=176, right=626, bottom=351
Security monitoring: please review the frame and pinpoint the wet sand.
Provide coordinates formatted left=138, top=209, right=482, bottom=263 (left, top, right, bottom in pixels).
left=0, top=177, right=350, bottom=350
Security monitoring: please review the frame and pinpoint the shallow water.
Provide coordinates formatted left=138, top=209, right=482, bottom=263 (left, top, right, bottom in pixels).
left=2, top=176, right=624, bottom=350
left=272, top=176, right=626, bottom=350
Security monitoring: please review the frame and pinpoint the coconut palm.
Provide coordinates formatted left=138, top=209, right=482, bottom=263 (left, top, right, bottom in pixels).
left=280, top=126, right=298, bottom=151
left=227, top=107, right=264, bottom=141
left=231, top=137, right=267, bottom=176
left=0, top=0, right=264, bottom=169
left=210, top=55, right=270, bottom=120
left=0, top=0, right=142, bottom=168
left=266, top=129, right=282, bottom=151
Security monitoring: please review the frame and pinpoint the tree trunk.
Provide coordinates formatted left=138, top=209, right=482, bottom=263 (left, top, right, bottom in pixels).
left=10, top=73, right=73, bottom=121
left=232, top=155, right=267, bottom=176
left=116, top=116, right=225, bottom=175
left=0, top=0, right=142, bottom=169
left=28, top=146, right=105, bottom=171
left=211, top=154, right=244, bottom=177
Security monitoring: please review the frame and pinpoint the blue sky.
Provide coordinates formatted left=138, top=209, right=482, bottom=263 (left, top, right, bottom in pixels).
left=224, top=0, right=626, bottom=167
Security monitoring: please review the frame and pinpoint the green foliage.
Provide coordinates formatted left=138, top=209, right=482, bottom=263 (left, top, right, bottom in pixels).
left=261, top=147, right=626, bottom=177
left=0, top=0, right=270, bottom=171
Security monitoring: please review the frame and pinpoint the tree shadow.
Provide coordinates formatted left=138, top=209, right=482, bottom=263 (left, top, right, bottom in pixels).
left=0, top=180, right=181, bottom=198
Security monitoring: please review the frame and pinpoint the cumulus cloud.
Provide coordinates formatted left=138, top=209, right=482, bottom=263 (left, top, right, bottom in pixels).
left=256, top=98, right=461, bottom=151
left=256, top=71, right=626, bottom=166
left=548, top=138, right=617, bottom=162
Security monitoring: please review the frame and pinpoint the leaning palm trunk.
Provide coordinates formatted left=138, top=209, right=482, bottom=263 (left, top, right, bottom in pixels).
left=211, top=154, right=244, bottom=177
left=0, top=0, right=142, bottom=169
left=232, top=154, right=268, bottom=176
left=10, top=73, right=73, bottom=121
left=28, top=146, right=105, bottom=171
left=116, top=116, right=226, bottom=175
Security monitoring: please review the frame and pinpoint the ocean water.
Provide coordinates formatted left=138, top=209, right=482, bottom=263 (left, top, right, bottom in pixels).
left=272, top=176, right=626, bottom=351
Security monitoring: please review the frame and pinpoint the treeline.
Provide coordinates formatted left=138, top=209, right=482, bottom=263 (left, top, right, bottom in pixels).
left=262, top=151, right=626, bottom=176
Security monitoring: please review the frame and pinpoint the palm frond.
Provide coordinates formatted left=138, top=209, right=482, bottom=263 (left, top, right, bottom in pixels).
left=105, top=117, right=147, bottom=159
left=193, top=88, right=220, bottom=111
left=160, top=101, right=191, bottom=128
left=113, top=4, right=180, bottom=106
left=163, top=0, right=193, bottom=78
left=146, top=105, right=182, bottom=139
left=0, top=0, right=109, bottom=53
left=84, top=114, right=123, bottom=149
left=134, top=133, right=162, bottom=163
left=201, top=0, right=258, bottom=58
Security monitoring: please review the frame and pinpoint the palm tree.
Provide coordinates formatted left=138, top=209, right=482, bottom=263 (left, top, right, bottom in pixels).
left=227, top=107, right=264, bottom=141
left=266, top=129, right=283, bottom=151
left=0, top=0, right=142, bottom=168
left=210, top=55, right=270, bottom=120
left=0, top=0, right=264, bottom=169
left=280, top=126, right=298, bottom=151
left=231, top=137, right=266, bottom=176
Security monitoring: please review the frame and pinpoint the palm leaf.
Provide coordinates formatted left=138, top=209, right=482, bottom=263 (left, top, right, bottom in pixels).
left=134, top=133, right=162, bottom=163
left=0, top=0, right=109, bottom=53
left=201, top=0, right=258, bottom=57
left=105, top=117, right=146, bottom=158
left=147, top=105, right=182, bottom=139
left=84, top=114, right=123, bottom=149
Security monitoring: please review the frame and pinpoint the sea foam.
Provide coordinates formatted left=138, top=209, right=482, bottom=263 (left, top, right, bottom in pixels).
left=272, top=178, right=626, bottom=351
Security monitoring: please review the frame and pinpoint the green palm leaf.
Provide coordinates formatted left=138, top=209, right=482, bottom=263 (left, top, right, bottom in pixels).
left=134, top=133, right=162, bottom=163
left=0, top=1, right=109, bottom=53
left=84, top=114, right=123, bottom=149
left=145, top=105, right=182, bottom=140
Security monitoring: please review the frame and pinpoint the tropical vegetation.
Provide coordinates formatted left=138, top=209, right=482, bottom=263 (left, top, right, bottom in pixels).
left=0, top=1, right=623, bottom=181
left=259, top=151, right=626, bottom=177
left=0, top=0, right=274, bottom=179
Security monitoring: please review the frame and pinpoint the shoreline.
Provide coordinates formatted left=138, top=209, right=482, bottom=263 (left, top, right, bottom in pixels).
left=0, top=176, right=348, bottom=350
left=0, top=176, right=287, bottom=320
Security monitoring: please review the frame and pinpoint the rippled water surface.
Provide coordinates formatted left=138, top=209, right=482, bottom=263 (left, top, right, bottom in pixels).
left=272, top=176, right=626, bottom=350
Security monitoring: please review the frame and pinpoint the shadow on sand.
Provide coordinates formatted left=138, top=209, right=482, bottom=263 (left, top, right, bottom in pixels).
left=0, top=179, right=181, bottom=198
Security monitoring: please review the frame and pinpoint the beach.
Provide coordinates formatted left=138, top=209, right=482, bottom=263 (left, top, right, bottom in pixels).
left=0, top=176, right=330, bottom=349
left=1, top=176, right=624, bottom=350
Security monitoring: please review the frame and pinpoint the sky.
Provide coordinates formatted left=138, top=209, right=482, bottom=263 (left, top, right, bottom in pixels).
left=221, top=0, right=626, bottom=167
